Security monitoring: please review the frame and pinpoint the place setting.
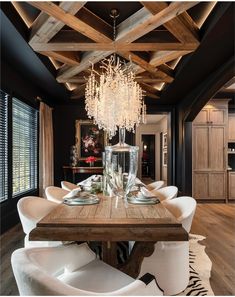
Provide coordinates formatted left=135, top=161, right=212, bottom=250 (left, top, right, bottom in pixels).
left=126, top=186, right=160, bottom=205
left=62, top=175, right=103, bottom=206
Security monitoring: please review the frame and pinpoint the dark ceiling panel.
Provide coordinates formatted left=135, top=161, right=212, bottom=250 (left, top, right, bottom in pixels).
left=0, top=9, right=69, bottom=103
left=85, top=1, right=143, bottom=25
left=159, top=2, right=234, bottom=105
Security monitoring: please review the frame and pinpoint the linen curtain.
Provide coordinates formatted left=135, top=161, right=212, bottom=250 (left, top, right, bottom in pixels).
left=39, top=102, right=54, bottom=197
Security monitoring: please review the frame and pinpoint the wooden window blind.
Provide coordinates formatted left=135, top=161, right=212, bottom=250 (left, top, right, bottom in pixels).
left=12, top=98, right=38, bottom=197
left=0, top=90, right=8, bottom=202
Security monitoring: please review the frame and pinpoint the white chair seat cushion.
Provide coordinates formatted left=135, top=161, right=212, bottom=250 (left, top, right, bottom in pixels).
left=59, top=258, right=134, bottom=293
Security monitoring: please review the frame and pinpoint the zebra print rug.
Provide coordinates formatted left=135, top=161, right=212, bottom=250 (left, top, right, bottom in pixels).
left=180, top=234, right=214, bottom=296
left=90, top=234, right=214, bottom=296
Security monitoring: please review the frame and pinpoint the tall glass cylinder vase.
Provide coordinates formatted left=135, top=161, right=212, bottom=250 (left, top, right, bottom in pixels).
left=105, top=128, right=139, bottom=200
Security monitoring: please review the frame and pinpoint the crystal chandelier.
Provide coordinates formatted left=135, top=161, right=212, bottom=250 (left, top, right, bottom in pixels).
left=85, top=10, right=146, bottom=139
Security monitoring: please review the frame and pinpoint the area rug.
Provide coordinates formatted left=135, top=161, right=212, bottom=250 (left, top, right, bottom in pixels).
left=179, top=234, right=214, bottom=296
left=90, top=234, right=214, bottom=296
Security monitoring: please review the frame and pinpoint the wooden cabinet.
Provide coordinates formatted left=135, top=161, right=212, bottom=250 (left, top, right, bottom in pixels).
left=194, top=102, right=227, bottom=125
left=193, top=126, right=209, bottom=170
left=192, top=100, right=229, bottom=201
left=193, top=126, right=226, bottom=171
left=193, top=172, right=226, bottom=200
left=210, top=126, right=226, bottom=170
left=228, top=172, right=235, bottom=200
left=228, top=114, right=235, bottom=142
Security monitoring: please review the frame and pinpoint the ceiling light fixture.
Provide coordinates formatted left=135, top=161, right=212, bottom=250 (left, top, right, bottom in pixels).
left=85, top=9, right=146, bottom=139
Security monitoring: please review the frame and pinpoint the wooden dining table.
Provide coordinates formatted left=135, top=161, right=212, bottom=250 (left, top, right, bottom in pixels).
left=29, top=195, right=188, bottom=278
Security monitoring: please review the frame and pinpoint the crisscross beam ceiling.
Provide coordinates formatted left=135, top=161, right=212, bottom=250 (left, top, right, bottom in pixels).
left=25, top=1, right=201, bottom=99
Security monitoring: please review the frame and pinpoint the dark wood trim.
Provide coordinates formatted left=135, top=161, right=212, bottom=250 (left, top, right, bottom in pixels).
left=146, top=104, right=176, bottom=186
left=184, top=57, right=235, bottom=122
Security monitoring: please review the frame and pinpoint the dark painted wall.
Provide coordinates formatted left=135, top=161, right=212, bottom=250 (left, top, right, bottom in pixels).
left=53, top=103, right=87, bottom=186
left=53, top=103, right=135, bottom=186
left=0, top=60, right=61, bottom=234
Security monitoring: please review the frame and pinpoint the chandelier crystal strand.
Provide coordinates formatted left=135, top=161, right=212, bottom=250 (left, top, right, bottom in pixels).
left=85, top=12, right=146, bottom=139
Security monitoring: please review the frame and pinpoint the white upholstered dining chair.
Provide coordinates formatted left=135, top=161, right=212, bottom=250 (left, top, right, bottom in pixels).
left=146, top=180, right=164, bottom=191
left=152, top=185, right=178, bottom=201
left=61, top=181, right=80, bottom=191
left=11, top=243, right=163, bottom=296
left=45, top=186, right=69, bottom=204
left=136, top=196, right=197, bottom=295
left=17, top=196, right=61, bottom=248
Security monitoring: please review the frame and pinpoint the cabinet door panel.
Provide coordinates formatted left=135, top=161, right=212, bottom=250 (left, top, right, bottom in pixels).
left=210, top=126, right=225, bottom=170
left=209, top=172, right=226, bottom=199
left=228, top=115, right=235, bottom=141
left=228, top=172, right=235, bottom=200
left=194, top=109, right=209, bottom=124
left=193, top=127, right=209, bottom=170
left=210, top=109, right=226, bottom=125
left=193, top=172, right=209, bottom=199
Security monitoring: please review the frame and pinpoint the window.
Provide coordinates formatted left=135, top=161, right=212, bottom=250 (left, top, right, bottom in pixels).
left=12, top=98, right=38, bottom=196
left=0, top=90, right=8, bottom=202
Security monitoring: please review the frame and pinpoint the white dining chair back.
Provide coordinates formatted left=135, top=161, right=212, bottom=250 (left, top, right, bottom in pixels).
left=17, top=196, right=60, bottom=248
left=147, top=180, right=164, bottom=191
left=45, top=186, right=69, bottom=204
left=152, top=185, right=178, bottom=201
left=138, top=196, right=197, bottom=295
left=61, top=181, right=79, bottom=191
left=11, top=243, right=163, bottom=296
left=162, top=196, right=197, bottom=232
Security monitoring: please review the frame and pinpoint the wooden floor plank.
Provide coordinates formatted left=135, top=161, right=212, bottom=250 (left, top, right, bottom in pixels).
left=1, top=203, right=234, bottom=295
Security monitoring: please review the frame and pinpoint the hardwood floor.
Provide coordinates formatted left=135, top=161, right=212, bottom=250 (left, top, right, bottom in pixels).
left=191, top=204, right=235, bottom=296
left=0, top=224, right=24, bottom=295
left=1, top=204, right=235, bottom=296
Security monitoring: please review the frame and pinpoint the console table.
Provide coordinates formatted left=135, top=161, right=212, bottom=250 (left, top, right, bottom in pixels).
left=63, top=166, right=103, bottom=183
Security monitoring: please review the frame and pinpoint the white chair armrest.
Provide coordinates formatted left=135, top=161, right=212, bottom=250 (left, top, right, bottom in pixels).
left=26, top=243, right=96, bottom=275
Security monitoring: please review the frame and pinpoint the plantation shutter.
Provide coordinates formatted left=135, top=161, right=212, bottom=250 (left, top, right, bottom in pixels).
left=12, top=98, right=38, bottom=196
left=0, top=90, right=8, bottom=202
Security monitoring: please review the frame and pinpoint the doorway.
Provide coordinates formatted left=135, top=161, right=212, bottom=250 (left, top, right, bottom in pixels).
left=141, top=134, right=155, bottom=180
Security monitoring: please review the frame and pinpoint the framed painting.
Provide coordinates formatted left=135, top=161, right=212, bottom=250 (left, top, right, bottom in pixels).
left=163, top=150, right=167, bottom=167
left=75, top=120, right=107, bottom=160
left=163, top=132, right=167, bottom=149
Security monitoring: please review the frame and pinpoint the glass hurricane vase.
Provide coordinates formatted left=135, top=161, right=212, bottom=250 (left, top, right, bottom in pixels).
left=105, top=128, right=139, bottom=200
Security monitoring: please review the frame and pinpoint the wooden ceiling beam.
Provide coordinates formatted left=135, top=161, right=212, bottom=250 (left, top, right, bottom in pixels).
left=142, top=2, right=200, bottom=44
left=118, top=51, right=173, bottom=81
left=116, top=2, right=199, bottom=44
left=38, top=51, right=80, bottom=66
left=57, top=51, right=113, bottom=81
left=32, top=42, right=197, bottom=52
left=57, top=3, right=198, bottom=81
left=150, top=50, right=191, bottom=67
left=29, top=2, right=86, bottom=44
left=145, top=92, right=160, bottom=99
left=58, top=76, right=169, bottom=84
left=28, top=2, right=111, bottom=43
left=140, top=83, right=161, bottom=97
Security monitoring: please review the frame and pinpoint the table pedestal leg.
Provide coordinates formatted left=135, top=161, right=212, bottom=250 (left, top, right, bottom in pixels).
left=118, top=241, right=156, bottom=278
left=102, top=241, right=117, bottom=267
